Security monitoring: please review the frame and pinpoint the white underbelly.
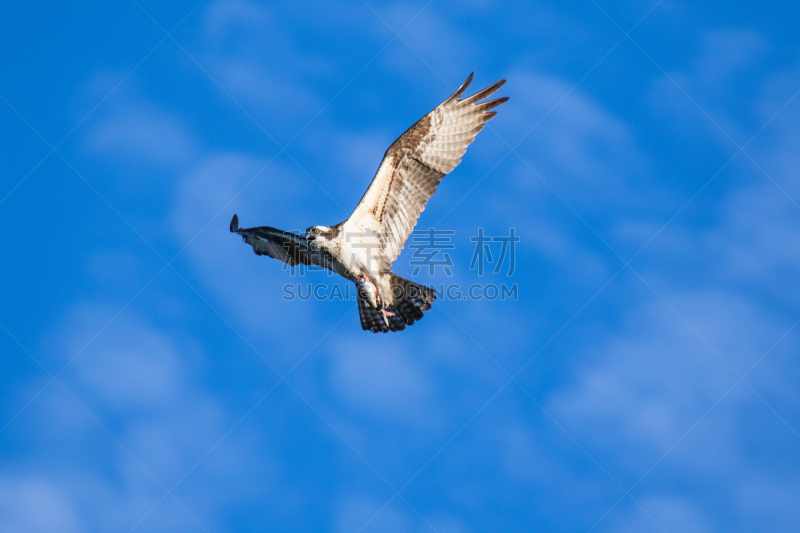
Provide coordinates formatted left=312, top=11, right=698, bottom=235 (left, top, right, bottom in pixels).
left=338, top=237, right=382, bottom=276
left=337, top=218, right=385, bottom=276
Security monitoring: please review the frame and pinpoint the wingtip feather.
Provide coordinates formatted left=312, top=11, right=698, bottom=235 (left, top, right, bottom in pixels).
left=230, top=214, right=239, bottom=232
left=445, top=72, right=475, bottom=105
left=478, top=96, right=510, bottom=113
left=462, top=78, right=507, bottom=106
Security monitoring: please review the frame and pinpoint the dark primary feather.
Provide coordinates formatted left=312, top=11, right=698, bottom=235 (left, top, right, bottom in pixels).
left=229, top=214, right=334, bottom=270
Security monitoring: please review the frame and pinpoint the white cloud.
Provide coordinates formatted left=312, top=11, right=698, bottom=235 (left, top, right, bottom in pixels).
left=383, top=5, right=477, bottom=81
left=545, top=167, right=800, bottom=525
left=76, top=319, right=183, bottom=409
left=195, top=0, right=329, bottom=137
left=546, top=295, right=737, bottom=476
left=507, top=70, right=661, bottom=216
left=641, top=179, right=800, bottom=309
left=665, top=291, right=789, bottom=373
left=0, top=477, right=83, bottom=533
left=167, top=151, right=328, bottom=348
left=716, top=183, right=800, bottom=285
left=170, top=151, right=268, bottom=242
left=202, top=0, right=271, bottom=38
left=694, top=29, right=769, bottom=89
left=334, top=495, right=388, bottom=533
left=499, top=423, right=562, bottom=483
left=329, top=341, right=435, bottom=423
left=85, top=102, right=199, bottom=168
left=735, top=477, right=800, bottom=528
left=648, top=28, right=771, bottom=145
left=213, top=58, right=322, bottom=122
left=54, top=308, right=228, bottom=477
left=328, top=129, right=392, bottom=188
left=608, top=496, right=714, bottom=533
left=347, top=497, right=418, bottom=533
left=1, top=300, right=264, bottom=531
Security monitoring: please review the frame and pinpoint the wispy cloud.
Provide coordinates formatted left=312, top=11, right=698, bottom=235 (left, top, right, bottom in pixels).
left=85, top=100, right=199, bottom=168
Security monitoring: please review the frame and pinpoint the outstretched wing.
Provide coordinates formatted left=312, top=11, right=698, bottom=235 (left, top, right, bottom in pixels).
left=230, top=214, right=334, bottom=271
left=346, top=73, right=508, bottom=265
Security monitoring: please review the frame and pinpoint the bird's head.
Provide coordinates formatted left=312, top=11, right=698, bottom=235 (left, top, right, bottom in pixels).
left=306, top=225, right=338, bottom=248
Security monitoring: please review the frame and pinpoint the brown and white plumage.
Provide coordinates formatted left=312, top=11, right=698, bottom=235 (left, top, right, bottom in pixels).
left=347, top=72, right=508, bottom=267
left=231, top=73, right=508, bottom=333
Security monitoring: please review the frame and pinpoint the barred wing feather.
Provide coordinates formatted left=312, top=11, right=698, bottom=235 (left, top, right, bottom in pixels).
left=347, top=73, right=508, bottom=265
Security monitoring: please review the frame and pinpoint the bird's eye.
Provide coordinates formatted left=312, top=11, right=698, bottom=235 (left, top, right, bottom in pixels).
left=314, top=228, right=320, bottom=234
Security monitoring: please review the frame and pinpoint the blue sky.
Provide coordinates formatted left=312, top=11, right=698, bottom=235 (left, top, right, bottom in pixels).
left=2, top=0, right=799, bottom=531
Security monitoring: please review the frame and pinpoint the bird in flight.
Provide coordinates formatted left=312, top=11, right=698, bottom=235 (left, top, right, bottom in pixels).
left=231, top=73, right=508, bottom=333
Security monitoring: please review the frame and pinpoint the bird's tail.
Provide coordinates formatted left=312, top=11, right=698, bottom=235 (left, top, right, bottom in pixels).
left=389, top=274, right=435, bottom=323
left=357, top=274, right=436, bottom=333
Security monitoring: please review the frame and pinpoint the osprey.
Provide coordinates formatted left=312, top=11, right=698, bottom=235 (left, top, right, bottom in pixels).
left=231, top=73, right=508, bottom=333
